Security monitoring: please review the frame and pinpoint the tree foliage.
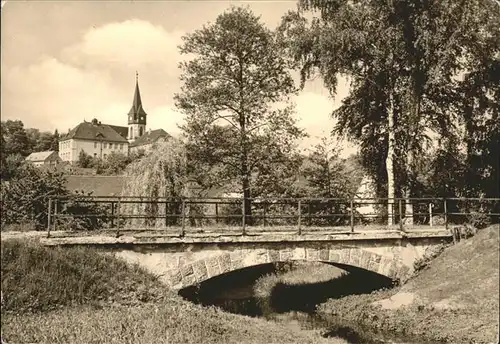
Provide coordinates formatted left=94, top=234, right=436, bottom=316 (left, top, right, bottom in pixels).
left=278, top=0, right=500, bottom=203
left=77, top=150, right=93, bottom=168
left=121, top=139, right=190, bottom=228
left=176, top=6, right=306, bottom=220
left=1, top=120, right=30, bottom=157
left=1, top=163, right=67, bottom=230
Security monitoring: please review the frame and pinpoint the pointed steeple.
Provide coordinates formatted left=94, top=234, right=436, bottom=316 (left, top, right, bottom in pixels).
left=128, top=71, right=147, bottom=125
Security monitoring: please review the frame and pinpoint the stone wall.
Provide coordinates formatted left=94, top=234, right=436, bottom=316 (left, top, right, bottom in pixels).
left=112, top=238, right=441, bottom=290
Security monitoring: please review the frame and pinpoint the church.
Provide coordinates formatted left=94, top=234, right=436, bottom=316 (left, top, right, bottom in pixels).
left=58, top=74, right=170, bottom=164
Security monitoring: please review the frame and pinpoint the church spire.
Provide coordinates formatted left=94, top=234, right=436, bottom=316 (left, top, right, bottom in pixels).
left=128, top=71, right=147, bottom=125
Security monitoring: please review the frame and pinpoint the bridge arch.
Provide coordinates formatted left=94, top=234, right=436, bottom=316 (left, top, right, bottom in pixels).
left=166, top=247, right=411, bottom=290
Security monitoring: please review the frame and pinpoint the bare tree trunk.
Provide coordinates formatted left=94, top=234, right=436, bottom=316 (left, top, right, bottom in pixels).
left=386, top=91, right=396, bottom=226
left=404, top=150, right=414, bottom=226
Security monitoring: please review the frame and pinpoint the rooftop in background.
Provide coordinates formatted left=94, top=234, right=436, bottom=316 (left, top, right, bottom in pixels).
left=66, top=175, right=133, bottom=197
left=61, top=119, right=129, bottom=143
left=25, top=151, right=59, bottom=162
left=129, top=128, right=171, bottom=148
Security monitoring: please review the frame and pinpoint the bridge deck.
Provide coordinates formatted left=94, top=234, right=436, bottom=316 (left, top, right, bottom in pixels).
left=2, top=225, right=452, bottom=246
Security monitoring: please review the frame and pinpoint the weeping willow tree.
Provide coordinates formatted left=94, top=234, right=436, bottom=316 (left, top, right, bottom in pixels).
left=121, top=138, right=191, bottom=229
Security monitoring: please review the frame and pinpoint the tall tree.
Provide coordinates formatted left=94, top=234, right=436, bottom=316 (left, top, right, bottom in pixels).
left=278, top=0, right=499, bottom=224
left=176, top=6, right=306, bottom=221
left=51, top=129, right=60, bottom=152
left=301, top=138, right=360, bottom=225
left=302, top=137, right=355, bottom=199
left=1, top=120, right=30, bottom=157
left=122, top=139, right=189, bottom=228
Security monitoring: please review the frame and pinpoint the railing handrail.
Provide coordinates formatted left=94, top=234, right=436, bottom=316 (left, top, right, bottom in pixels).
left=45, top=196, right=499, bottom=238
left=50, top=196, right=500, bottom=201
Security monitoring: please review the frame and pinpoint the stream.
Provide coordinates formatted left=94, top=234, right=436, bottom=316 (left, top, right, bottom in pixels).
left=179, top=262, right=441, bottom=344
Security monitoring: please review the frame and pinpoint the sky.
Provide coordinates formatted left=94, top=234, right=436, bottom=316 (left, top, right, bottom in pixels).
left=1, top=0, right=356, bottom=154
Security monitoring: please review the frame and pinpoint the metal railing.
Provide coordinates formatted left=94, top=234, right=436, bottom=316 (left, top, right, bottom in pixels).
left=46, top=196, right=500, bottom=237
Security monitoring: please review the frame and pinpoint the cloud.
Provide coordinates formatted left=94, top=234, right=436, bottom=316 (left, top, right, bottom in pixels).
left=61, top=19, right=184, bottom=70
left=2, top=19, right=185, bottom=134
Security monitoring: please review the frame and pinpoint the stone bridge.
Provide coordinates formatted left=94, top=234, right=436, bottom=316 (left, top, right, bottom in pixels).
left=38, top=228, right=452, bottom=290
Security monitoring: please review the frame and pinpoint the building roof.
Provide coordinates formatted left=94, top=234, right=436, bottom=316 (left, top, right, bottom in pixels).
left=66, top=175, right=133, bottom=196
left=61, top=119, right=129, bottom=143
left=108, top=125, right=128, bottom=139
left=25, top=151, right=59, bottom=162
left=129, top=129, right=171, bottom=148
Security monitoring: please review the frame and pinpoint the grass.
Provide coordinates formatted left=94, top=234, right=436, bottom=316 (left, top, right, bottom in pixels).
left=1, top=239, right=168, bottom=313
left=1, top=239, right=341, bottom=344
left=254, top=262, right=344, bottom=301
left=317, top=225, right=500, bottom=344
left=254, top=262, right=346, bottom=318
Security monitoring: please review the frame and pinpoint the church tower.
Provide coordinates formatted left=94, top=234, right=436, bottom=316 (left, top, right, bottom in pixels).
left=127, top=72, right=147, bottom=142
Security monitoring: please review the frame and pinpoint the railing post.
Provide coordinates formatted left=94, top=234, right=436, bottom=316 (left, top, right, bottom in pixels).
left=111, top=201, right=115, bottom=229
left=297, top=199, right=302, bottom=235
left=242, top=198, right=246, bottom=235
left=263, top=202, right=267, bottom=227
left=429, top=203, right=433, bottom=227
left=350, top=198, right=354, bottom=232
left=181, top=199, right=186, bottom=237
left=308, top=202, right=311, bottom=227
left=53, top=199, right=58, bottom=232
left=165, top=199, right=169, bottom=227
left=116, top=197, right=121, bottom=237
left=398, top=199, right=403, bottom=232
left=47, top=198, right=52, bottom=238
left=444, top=198, right=448, bottom=231
left=215, top=202, right=219, bottom=225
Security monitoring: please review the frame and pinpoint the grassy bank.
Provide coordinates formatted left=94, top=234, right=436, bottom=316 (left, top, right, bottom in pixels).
left=318, top=225, right=500, bottom=344
left=0, top=239, right=341, bottom=344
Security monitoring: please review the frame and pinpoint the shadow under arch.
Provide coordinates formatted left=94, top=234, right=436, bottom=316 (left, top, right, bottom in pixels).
left=178, top=260, right=396, bottom=316
left=269, top=261, right=395, bottom=314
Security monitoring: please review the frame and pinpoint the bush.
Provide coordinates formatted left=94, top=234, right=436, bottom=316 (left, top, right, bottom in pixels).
left=77, top=150, right=93, bottom=168
left=1, top=164, right=68, bottom=230
left=96, top=152, right=131, bottom=175
left=0, top=164, right=108, bottom=231
left=0, top=154, right=25, bottom=180
left=57, top=190, right=111, bottom=231
left=466, top=211, right=491, bottom=230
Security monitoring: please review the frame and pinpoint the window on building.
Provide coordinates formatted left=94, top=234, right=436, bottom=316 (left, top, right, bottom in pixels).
left=103, top=142, right=107, bottom=149
left=94, top=142, right=97, bottom=149
left=120, top=144, right=123, bottom=150
left=139, top=127, right=143, bottom=136
left=94, top=153, right=97, bottom=158
left=109, top=143, right=113, bottom=149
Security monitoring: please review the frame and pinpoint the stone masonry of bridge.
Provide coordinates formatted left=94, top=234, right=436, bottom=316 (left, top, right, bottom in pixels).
left=36, top=229, right=452, bottom=290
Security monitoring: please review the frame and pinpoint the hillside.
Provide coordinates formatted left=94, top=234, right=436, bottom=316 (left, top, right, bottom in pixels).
left=318, top=225, right=500, bottom=343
